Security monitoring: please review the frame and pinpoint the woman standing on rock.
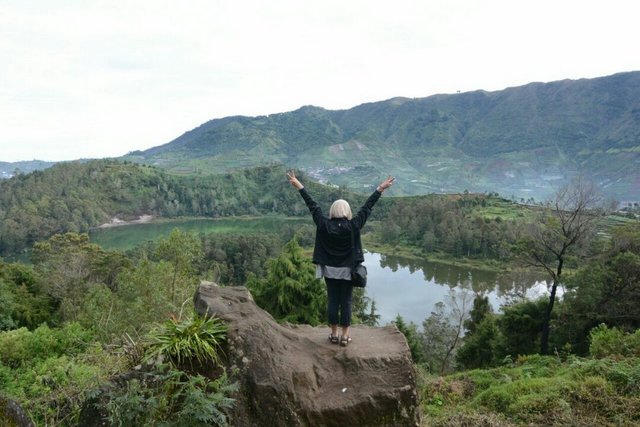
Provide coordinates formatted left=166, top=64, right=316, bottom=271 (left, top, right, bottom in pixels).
left=287, top=171, right=394, bottom=347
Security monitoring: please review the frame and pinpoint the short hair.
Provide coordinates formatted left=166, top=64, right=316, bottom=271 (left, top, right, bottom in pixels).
left=329, top=199, right=352, bottom=220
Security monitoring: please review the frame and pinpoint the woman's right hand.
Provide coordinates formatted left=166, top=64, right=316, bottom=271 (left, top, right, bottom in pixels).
left=287, top=171, right=304, bottom=190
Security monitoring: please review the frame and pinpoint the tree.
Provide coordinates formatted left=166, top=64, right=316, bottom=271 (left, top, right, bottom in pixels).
left=247, top=238, right=327, bottom=325
left=0, top=262, right=53, bottom=330
left=518, top=177, right=606, bottom=354
left=456, top=315, right=501, bottom=369
left=422, top=289, right=473, bottom=375
left=32, top=233, right=104, bottom=322
left=155, top=229, right=203, bottom=306
left=499, top=298, right=547, bottom=356
left=438, top=289, right=473, bottom=375
left=463, top=295, right=492, bottom=336
left=393, top=314, right=425, bottom=363
left=557, top=223, right=640, bottom=353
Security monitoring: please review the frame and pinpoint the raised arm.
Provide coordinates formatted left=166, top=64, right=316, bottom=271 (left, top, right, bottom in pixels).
left=352, top=176, right=395, bottom=229
left=287, top=170, right=304, bottom=190
left=287, top=171, right=324, bottom=225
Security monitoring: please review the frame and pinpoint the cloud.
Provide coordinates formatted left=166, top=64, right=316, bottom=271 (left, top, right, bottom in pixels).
left=1, top=0, right=639, bottom=161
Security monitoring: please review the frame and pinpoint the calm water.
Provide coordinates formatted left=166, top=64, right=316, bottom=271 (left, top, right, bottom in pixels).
left=363, top=252, right=550, bottom=327
left=89, top=216, right=309, bottom=251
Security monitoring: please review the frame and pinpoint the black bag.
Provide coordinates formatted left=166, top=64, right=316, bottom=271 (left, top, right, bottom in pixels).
left=349, top=226, right=367, bottom=287
left=351, top=263, right=367, bottom=287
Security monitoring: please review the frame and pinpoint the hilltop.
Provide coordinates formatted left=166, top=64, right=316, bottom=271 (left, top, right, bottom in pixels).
left=125, top=71, right=640, bottom=200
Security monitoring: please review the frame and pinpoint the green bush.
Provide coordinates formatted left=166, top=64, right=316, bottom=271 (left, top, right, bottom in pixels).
left=0, top=322, right=94, bottom=367
left=508, top=393, right=572, bottom=424
left=145, top=313, right=227, bottom=369
left=589, top=324, right=640, bottom=358
left=1, top=355, right=107, bottom=425
left=104, top=364, right=238, bottom=427
left=571, top=357, right=640, bottom=394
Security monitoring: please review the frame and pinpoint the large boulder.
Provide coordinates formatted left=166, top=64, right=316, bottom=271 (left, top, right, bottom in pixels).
left=194, top=284, right=421, bottom=427
left=0, top=396, right=34, bottom=427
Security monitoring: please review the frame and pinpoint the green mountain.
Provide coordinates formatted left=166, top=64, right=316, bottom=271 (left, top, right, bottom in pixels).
left=0, top=160, right=364, bottom=255
left=0, top=160, right=55, bottom=179
left=126, top=71, right=640, bottom=201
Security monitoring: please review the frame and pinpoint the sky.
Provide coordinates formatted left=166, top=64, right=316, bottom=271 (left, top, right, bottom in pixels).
left=1, top=0, right=639, bottom=162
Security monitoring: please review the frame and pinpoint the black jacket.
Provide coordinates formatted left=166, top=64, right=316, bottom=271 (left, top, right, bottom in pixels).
left=298, top=188, right=382, bottom=267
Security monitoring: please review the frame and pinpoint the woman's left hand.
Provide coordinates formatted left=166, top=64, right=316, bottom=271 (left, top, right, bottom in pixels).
left=287, top=171, right=304, bottom=190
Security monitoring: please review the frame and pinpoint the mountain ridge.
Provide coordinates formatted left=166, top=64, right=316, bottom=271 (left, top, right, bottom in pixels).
left=126, top=71, right=640, bottom=200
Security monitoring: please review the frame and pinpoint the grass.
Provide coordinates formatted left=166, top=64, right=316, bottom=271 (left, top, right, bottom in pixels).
left=145, top=313, right=228, bottom=370
left=419, top=354, right=640, bottom=426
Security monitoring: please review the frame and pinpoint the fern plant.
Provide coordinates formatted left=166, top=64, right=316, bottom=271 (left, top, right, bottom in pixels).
left=145, top=313, right=227, bottom=369
left=104, top=364, right=238, bottom=427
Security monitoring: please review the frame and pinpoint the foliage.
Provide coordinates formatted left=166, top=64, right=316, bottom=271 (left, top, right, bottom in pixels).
left=31, top=232, right=131, bottom=323
left=201, top=232, right=282, bottom=286
left=456, top=315, right=502, bottom=370
left=0, top=161, right=350, bottom=256
left=374, top=194, right=526, bottom=260
left=102, top=364, right=238, bottom=427
left=79, top=257, right=175, bottom=341
left=589, top=324, right=640, bottom=358
left=420, top=291, right=473, bottom=375
left=0, top=322, right=93, bottom=368
left=499, top=298, right=547, bottom=357
left=0, top=261, right=54, bottom=330
left=145, top=313, right=228, bottom=369
left=0, top=323, right=117, bottom=426
left=247, top=238, right=327, bottom=325
left=357, top=297, right=381, bottom=326
left=517, top=177, right=607, bottom=354
left=155, top=228, right=203, bottom=305
left=464, top=295, right=493, bottom=336
left=393, top=315, right=425, bottom=364
left=554, top=221, right=640, bottom=354
left=421, top=353, right=640, bottom=426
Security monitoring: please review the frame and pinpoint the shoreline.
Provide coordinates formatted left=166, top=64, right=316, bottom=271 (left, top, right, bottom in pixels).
left=96, top=214, right=154, bottom=229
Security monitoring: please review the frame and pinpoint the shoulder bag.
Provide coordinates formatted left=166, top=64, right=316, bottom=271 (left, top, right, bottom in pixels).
left=349, top=225, right=367, bottom=287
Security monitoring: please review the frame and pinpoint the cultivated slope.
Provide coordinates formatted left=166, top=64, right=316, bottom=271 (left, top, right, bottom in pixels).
left=128, top=72, right=640, bottom=200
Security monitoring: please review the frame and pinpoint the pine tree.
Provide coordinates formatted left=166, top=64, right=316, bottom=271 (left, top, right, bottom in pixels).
left=247, top=238, right=327, bottom=326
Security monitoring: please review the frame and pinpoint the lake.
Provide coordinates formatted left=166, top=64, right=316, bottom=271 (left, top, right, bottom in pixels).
left=363, top=252, right=550, bottom=327
left=89, top=216, right=308, bottom=251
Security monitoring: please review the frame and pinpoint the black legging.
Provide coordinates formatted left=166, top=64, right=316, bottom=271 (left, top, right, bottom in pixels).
left=325, top=278, right=354, bottom=327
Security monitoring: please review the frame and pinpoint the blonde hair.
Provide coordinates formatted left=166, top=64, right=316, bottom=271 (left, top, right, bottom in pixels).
left=329, top=199, right=352, bottom=220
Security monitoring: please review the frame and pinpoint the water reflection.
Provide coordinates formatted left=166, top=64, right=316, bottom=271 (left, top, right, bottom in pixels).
left=364, top=252, right=551, bottom=328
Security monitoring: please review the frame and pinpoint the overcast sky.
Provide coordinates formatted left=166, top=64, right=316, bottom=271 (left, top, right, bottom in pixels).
left=1, top=0, right=639, bottom=162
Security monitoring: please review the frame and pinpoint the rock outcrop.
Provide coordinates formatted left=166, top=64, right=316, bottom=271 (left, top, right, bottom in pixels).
left=194, top=284, right=421, bottom=427
left=0, top=396, right=34, bottom=427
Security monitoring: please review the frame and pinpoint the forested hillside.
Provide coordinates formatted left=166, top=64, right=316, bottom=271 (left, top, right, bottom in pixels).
left=0, top=160, right=55, bottom=179
left=126, top=72, right=640, bottom=200
left=0, top=160, right=369, bottom=255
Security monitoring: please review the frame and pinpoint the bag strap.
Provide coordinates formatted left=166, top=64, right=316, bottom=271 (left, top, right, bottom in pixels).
left=349, top=223, right=359, bottom=269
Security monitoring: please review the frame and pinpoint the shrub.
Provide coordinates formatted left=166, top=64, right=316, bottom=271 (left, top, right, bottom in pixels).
left=103, top=364, right=238, bottom=427
left=145, top=313, right=227, bottom=369
left=0, top=322, right=93, bottom=367
left=589, top=324, right=640, bottom=358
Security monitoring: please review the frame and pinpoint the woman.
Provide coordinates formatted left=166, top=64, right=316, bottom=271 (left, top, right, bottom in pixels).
left=287, top=171, right=395, bottom=346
